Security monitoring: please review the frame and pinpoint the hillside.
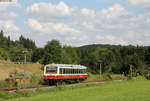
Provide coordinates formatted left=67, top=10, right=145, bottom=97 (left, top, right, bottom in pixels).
left=79, top=44, right=121, bottom=50
left=0, top=63, right=43, bottom=80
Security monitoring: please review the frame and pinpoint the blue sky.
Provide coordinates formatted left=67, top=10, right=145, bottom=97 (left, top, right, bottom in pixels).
left=0, top=0, right=150, bottom=47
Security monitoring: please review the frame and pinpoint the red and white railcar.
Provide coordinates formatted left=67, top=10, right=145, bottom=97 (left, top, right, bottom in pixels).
left=43, top=64, right=88, bottom=84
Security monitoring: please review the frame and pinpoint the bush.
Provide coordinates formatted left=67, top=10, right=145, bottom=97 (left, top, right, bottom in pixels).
left=87, top=72, right=93, bottom=78
left=0, top=90, right=33, bottom=100
left=15, top=90, right=32, bottom=97
left=0, top=80, right=14, bottom=88
left=136, top=75, right=146, bottom=80
left=86, top=73, right=101, bottom=81
left=102, top=73, right=112, bottom=80
left=86, top=73, right=126, bottom=81
left=0, top=80, right=7, bottom=88
left=0, top=48, right=9, bottom=60
left=111, top=74, right=126, bottom=80
left=29, top=74, right=43, bottom=86
left=127, top=75, right=146, bottom=80
left=0, top=91, right=14, bottom=100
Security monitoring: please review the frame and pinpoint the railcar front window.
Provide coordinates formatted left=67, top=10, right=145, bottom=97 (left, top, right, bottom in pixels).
left=46, top=66, right=57, bottom=74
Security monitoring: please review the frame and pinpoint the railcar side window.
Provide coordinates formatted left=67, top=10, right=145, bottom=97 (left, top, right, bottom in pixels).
left=46, top=66, right=57, bottom=74
left=72, top=69, right=74, bottom=74
left=59, top=68, right=86, bottom=74
left=60, top=68, right=63, bottom=74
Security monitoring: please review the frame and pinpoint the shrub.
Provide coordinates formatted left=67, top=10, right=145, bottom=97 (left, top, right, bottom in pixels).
left=0, top=91, right=14, bottom=100
left=0, top=80, right=7, bottom=88
left=15, top=90, right=32, bottom=97
left=136, top=75, right=146, bottom=80
left=111, top=74, right=126, bottom=80
left=0, top=48, right=9, bottom=60
left=0, top=80, right=13, bottom=88
left=102, top=73, right=112, bottom=80
left=0, top=90, right=33, bottom=100
left=29, top=74, right=43, bottom=86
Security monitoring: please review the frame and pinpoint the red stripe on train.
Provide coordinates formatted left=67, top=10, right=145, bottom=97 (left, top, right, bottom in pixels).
left=43, top=74, right=88, bottom=79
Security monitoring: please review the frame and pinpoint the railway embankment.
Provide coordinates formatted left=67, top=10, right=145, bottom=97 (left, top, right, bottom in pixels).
left=0, top=63, right=43, bottom=80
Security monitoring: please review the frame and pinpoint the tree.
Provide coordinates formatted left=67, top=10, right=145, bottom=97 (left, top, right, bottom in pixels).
left=32, top=48, right=44, bottom=62
left=61, top=46, right=80, bottom=64
left=0, top=30, right=15, bottom=49
left=9, top=44, right=26, bottom=62
left=145, top=47, right=150, bottom=65
left=42, top=40, right=62, bottom=65
left=17, top=35, right=36, bottom=50
left=0, top=48, right=9, bottom=60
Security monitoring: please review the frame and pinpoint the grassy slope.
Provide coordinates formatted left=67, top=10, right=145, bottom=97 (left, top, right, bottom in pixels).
left=9, top=80, right=150, bottom=101
left=0, top=63, right=43, bottom=80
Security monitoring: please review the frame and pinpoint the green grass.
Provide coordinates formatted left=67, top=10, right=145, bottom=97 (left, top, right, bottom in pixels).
left=86, top=73, right=126, bottom=81
left=6, top=80, right=150, bottom=101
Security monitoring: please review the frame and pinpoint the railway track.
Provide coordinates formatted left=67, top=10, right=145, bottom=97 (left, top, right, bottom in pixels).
left=0, top=79, right=125, bottom=92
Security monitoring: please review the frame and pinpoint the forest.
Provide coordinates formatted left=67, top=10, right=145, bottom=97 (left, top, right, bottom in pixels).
left=0, top=30, right=150, bottom=76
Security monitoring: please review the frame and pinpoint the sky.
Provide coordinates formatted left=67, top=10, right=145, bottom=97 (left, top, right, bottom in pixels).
left=0, top=0, right=150, bottom=47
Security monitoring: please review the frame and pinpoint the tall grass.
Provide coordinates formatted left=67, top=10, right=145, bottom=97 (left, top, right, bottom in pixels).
left=0, top=63, right=43, bottom=80
left=86, top=73, right=126, bottom=81
left=0, top=73, right=43, bottom=89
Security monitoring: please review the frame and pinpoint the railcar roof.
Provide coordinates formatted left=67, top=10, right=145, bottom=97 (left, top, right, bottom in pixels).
left=45, top=64, right=87, bottom=69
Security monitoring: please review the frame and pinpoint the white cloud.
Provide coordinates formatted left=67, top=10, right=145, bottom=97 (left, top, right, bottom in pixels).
left=27, top=18, right=81, bottom=35
left=0, top=12, right=17, bottom=19
left=26, top=2, right=74, bottom=21
left=0, top=0, right=20, bottom=40
left=101, top=4, right=128, bottom=19
left=0, top=20, right=19, bottom=31
left=65, top=34, right=88, bottom=42
left=3, top=31, right=21, bottom=41
left=27, top=19, right=44, bottom=33
left=0, top=0, right=19, bottom=19
left=26, top=2, right=150, bottom=46
left=125, top=0, right=150, bottom=8
left=0, top=0, right=20, bottom=11
left=96, top=35, right=128, bottom=45
left=81, top=8, right=95, bottom=17
left=0, top=20, right=20, bottom=40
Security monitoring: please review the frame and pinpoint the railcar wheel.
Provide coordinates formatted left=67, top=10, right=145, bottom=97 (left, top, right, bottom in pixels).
left=55, top=80, right=66, bottom=86
left=75, top=79, right=80, bottom=83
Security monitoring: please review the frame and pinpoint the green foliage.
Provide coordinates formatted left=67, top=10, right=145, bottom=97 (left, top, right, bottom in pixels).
left=42, top=40, right=62, bottom=64
left=9, top=45, right=26, bottom=62
left=32, top=48, right=44, bottom=62
left=79, top=45, right=150, bottom=77
left=17, top=35, right=36, bottom=50
left=61, top=46, right=80, bottom=64
left=0, top=80, right=8, bottom=88
left=29, top=74, right=43, bottom=86
left=102, top=73, right=112, bottom=80
left=0, top=30, right=14, bottom=49
left=111, top=74, right=126, bottom=79
left=0, top=30, right=36, bottom=62
left=15, top=90, right=32, bottom=97
left=0, top=90, right=33, bottom=101
left=0, top=48, right=9, bottom=60
left=136, top=75, right=146, bottom=80
left=0, top=91, right=12, bottom=100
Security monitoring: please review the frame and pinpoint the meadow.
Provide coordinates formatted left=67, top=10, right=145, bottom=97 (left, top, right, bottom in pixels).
left=6, top=80, right=150, bottom=101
